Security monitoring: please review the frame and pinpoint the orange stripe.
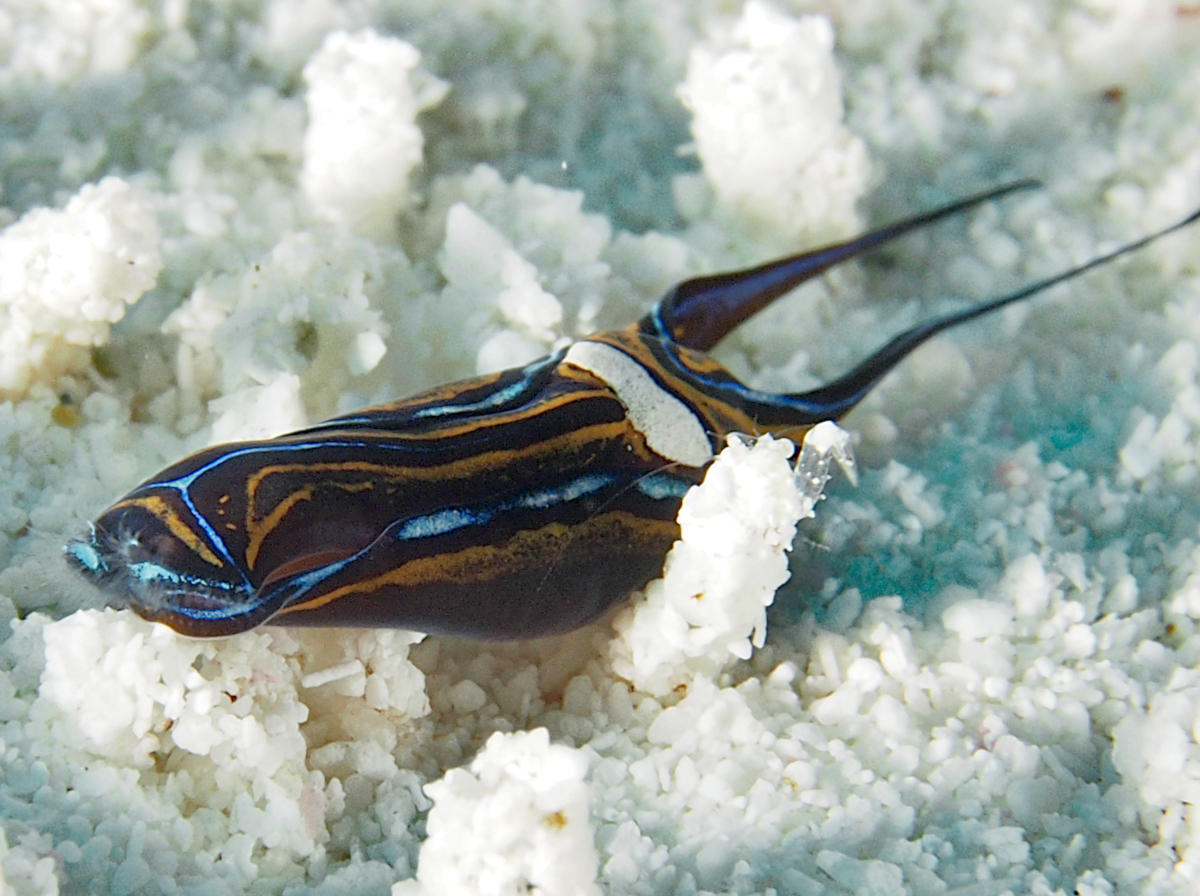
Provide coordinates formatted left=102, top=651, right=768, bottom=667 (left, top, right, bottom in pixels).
left=277, top=510, right=677, bottom=615
left=113, top=495, right=224, bottom=568
left=244, top=485, right=313, bottom=570
left=237, top=417, right=642, bottom=574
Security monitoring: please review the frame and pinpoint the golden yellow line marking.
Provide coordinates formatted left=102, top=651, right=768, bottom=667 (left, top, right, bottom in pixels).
left=237, top=396, right=647, bottom=579
left=115, top=495, right=224, bottom=568
left=305, top=386, right=613, bottom=442
left=251, top=421, right=626, bottom=498
left=244, top=485, right=314, bottom=570
left=277, top=511, right=678, bottom=615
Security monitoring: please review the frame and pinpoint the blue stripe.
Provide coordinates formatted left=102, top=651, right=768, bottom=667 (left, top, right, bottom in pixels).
left=635, top=472, right=692, bottom=501
left=394, top=473, right=616, bottom=543
left=655, top=337, right=832, bottom=416
left=249, top=472, right=621, bottom=615
left=413, top=354, right=562, bottom=419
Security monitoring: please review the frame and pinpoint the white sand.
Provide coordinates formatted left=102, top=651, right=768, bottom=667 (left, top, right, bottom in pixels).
left=0, top=1, right=1199, bottom=895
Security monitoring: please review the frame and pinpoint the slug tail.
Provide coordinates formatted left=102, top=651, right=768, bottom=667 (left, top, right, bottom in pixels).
left=789, top=203, right=1200, bottom=421
left=650, top=180, right=1040, bottom=351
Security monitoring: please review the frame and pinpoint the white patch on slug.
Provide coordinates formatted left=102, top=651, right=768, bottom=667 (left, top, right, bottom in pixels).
left=564, top=340, right=714, bottom=467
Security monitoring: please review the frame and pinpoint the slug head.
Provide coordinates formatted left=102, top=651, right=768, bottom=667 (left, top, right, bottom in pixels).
left=64, top=496, right=271, bottom=637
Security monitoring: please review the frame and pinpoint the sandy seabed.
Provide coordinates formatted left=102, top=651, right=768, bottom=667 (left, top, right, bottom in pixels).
left=1, top=1, right=1200, bottom=895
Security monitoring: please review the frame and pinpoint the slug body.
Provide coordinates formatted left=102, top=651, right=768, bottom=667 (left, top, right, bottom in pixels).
left=66, top=184, right=1200, bottom=639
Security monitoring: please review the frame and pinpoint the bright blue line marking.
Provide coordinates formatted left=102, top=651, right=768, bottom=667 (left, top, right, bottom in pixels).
left=129, top=561, right=181, bottom=584
left=392, top=473, right=617, bottom=544
left=652, top=309, right=826, bottom=412
left=655, top=338, right=829, bottom=416
left=515, top=473, right=613, bottom=511
left=651, top=309, right=670, bottom=340
left=133, top=436, right=483, bottom=502
left=165, top=585, right=279, bottom=622
left=133, top=435, right=509, bottom=583
left=243, top=472, right=623, bottom=617
left=413, top=353, right=561, bottom=420
left=129, top=561, right=244, bottom=592
left=129, top=440, right=382, bottom=586
left=635, top=473, right=692, bottom=501
left=394, top=508, right=479, bottom=540
left=270, top=556, right=355, bottom=601
left=66, top=539, right=105, bottom=572
left=282, top=353, right=562, bottom=434
left=127, top=433, right=502, bottom=596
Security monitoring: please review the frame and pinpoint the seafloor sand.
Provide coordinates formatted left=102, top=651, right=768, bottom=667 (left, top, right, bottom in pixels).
left=1, top=1, right=1200, bottom=895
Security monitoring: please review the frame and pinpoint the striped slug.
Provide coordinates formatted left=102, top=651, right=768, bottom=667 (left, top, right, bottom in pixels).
left=65, top=184, right=1200, bottom=639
